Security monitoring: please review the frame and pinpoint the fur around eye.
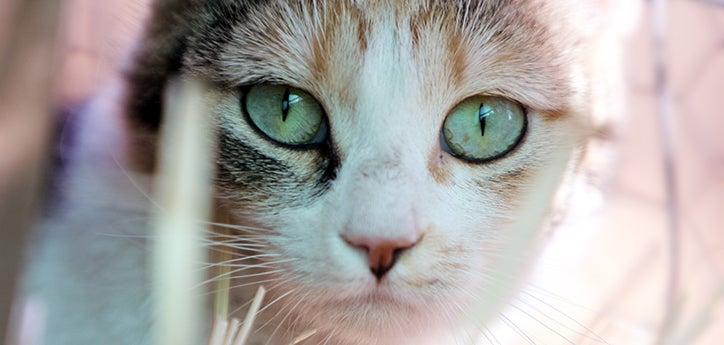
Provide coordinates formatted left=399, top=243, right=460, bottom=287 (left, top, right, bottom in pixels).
left=242, top=84, right=328, bottom=146
left=442, top=96, right=527, bottom=163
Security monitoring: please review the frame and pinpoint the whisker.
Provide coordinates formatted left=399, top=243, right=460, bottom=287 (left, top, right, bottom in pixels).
left=466, top=270, right=610, bottom=345
left=95, top=226, right=270, bottom=244
left=206, top=235, right=274, bottom=246
left=229, top=269, right=284, bottom=280
left=253, top=287, right=299, bottom=318
left=206, top=245, right=270, bottom=255
left=217, top=262, right=293, bottom=269
left=110, top=153, right=161, bottom=209
left=204, top=277, right=289, bottom=303
left=202, top=254, right=282, bottom=269
left=509, top=302, right=575, bottom=345
left=219, top=258, right=295, bottom=267
left=481, top=327, right=496, bottom=345
left=499, top=313, right=538, bottom=345
left=518, top=291, right=610, bottom=344
left=197, top=261, right=291, bottom=289
left=230, top=269, right=287, bottom=282
left=204, top=230, right=272, bottom=241
left=220, top=280, right=288, bottom=317
left=262, top=290, right=309, bottom=343
left=484, top=326, right=502, bottom=345
left=204, top=220, right=275, bottom=234
left=228, top=277, right=289, bottom=297
left=213, top=242, right=272, bottom=251
left=207, top=237, right=269, bottom=246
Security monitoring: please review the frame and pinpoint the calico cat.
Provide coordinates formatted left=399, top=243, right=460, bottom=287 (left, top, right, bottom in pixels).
left=21, top=1, right=627, bottom=344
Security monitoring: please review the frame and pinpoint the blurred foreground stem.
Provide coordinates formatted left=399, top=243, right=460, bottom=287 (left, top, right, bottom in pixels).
left=0, top=0, right=61, bottom=342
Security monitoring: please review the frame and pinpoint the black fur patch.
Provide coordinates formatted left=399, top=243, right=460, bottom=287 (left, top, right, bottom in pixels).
left=215, top=128, right=337, bottom=210
left=127, top=1, right=341, bottom=210
left=125, top=0, right=268, bottom=129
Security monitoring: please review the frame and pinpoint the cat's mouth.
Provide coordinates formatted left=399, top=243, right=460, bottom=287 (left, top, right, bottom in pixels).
left=332, top=280, right=430, bottom=311
left=299, top=283, right=450, bottom=338
left=359, top=287, right=406, bottom=304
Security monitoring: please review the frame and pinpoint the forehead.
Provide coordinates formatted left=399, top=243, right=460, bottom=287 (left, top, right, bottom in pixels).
left=185, top=0, right=583, bottom=113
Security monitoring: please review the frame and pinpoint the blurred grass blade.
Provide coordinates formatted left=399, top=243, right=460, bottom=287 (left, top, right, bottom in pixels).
left=153, top=77, right=214, bottom=345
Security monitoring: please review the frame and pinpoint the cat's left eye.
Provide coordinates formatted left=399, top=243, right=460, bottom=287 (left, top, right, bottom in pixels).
left=243, top=84, right=327, bottom=146
left=442, top=95, right=527, bottom=163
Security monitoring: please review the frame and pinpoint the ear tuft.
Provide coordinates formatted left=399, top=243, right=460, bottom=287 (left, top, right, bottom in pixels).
left=123, top=0, right=200, bottom=130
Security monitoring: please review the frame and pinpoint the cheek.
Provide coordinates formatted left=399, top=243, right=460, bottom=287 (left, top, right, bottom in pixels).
left=428, top=167, right=544, bottom=268
left=265, top=203, right=370, bottom=285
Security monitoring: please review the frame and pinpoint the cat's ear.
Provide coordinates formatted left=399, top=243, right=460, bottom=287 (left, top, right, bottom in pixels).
left=123, top=0, right=201, bottom=130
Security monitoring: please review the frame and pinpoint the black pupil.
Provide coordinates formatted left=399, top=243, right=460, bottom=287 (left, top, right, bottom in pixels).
left=281, top=88, right=291, bottom=121
left=478, top=104, right=492, bottom=136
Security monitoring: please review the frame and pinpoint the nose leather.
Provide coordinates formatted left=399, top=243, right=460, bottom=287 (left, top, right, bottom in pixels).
left=343, top=233, right=420, bottom=280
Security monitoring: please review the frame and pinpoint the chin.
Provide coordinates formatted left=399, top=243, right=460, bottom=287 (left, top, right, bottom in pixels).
left=290, top=277, right=471, bottom=343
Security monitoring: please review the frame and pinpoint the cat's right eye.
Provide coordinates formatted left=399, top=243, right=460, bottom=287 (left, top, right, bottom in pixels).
left=242, top=84, right=327, bottom=146
left=442, top=95, right=527, bottom=163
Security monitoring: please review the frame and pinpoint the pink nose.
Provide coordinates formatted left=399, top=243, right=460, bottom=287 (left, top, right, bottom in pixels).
left=342, top=233, right=421, bottom=280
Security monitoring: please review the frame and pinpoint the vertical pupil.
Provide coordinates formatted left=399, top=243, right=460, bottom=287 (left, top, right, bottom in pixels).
left=281, top=88, right=291, bottom=121
left=478, top=103, right=492, bottom=136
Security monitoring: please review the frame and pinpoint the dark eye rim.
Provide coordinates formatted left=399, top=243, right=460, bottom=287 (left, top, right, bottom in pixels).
left=240, top=84, right=330, bottom=151
left=440, top=95, right=529, bottom=164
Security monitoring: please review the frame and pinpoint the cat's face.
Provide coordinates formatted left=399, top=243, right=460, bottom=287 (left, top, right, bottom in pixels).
left=131, top=0, right=601, bottom=342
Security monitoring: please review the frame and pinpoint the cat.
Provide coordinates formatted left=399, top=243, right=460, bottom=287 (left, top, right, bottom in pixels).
left=20, top=0, right=630, bottom=344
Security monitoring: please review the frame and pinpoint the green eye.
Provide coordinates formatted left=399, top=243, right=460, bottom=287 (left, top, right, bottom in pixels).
left=243, top=84, right=327, bottom=146
left=442, top=96, right=526, bottom=162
